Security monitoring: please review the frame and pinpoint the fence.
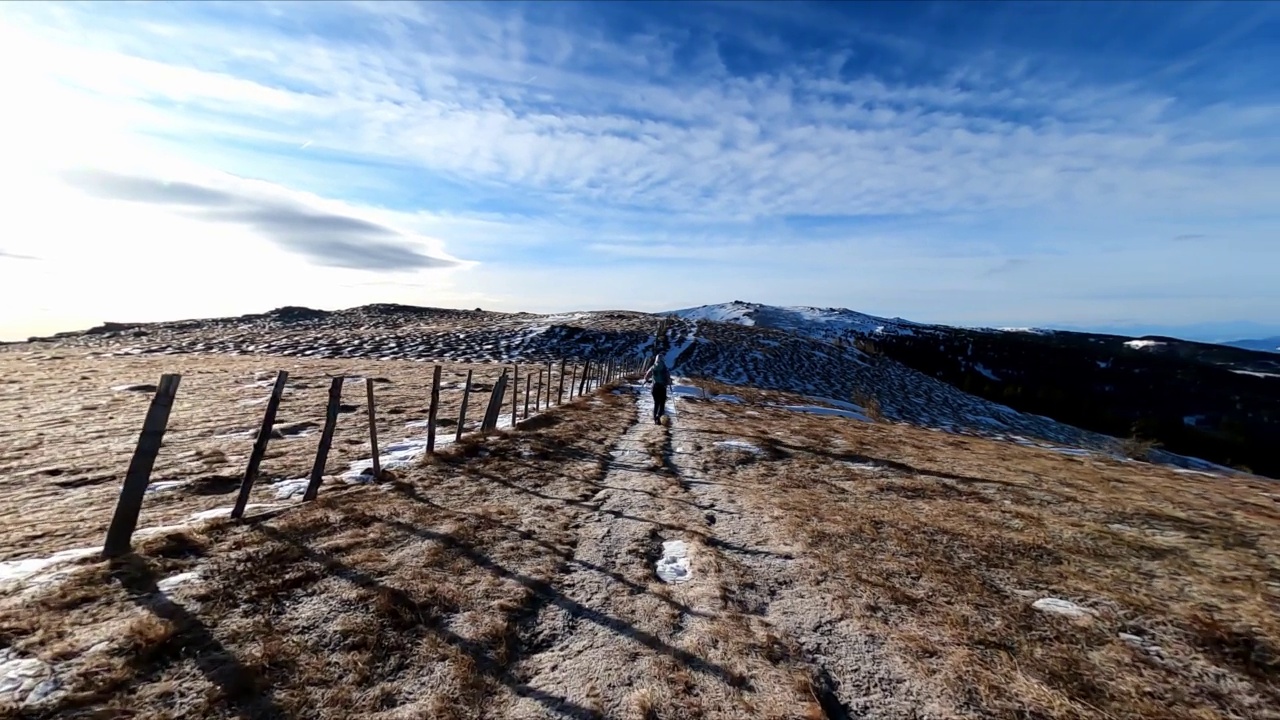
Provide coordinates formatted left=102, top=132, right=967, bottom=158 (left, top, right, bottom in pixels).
left=100, top=353, right=648, bottom=558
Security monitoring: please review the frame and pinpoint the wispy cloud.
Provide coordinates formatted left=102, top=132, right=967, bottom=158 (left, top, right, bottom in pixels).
left=0, top=1, right=1277, bottom=339
left=0, top=249, right=37, bottom=261
left=61, top=169, right=456, bottom=271
left=983, top=258, right=1031, bottom=277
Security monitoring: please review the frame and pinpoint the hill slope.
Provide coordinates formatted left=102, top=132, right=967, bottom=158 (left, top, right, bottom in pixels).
left=2, top=377, right=1276, bottom=719
left=16, top=302, right=1212, bottom=471
left=671, top=302, right=1280, bottom=478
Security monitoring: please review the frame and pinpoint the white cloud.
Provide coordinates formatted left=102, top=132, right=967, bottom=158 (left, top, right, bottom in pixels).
left=0, top=3, right=1277, bottom=339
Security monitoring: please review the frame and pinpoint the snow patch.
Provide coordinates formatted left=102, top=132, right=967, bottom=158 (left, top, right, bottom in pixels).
left=1124, top=339, right=1164, bottom=350
left=157, top=571, right=201, bottom=593
left=0, top=648, right=59, bottom=707
left=0, top=548, right=98, bottom=586
left=773, top=404, right=871, bottom=422
left=1230, top=370, right=1280, bottom=379
left=715, top=440, right=762, bottom=454
left=272, top=478, right=311, bottom=500
left=1032, top=597, right=1094, bottom=619
left=655, top=540, right=692, bottom=583
left=974, top=363, right=1000, bottom=381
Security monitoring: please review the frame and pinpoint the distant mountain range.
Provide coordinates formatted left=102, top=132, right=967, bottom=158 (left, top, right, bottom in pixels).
left=670, top=301, right=1280, bottom=477
left=1222, top=337, right=1280, bottom=354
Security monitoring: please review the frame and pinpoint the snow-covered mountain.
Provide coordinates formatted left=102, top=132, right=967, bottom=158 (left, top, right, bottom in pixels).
left=1223, top=337, right=1280, bottom=354
left=670, top=301, right=926, bottom=339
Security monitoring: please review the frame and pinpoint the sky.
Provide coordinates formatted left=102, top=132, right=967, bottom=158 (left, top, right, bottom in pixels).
left=1, top=1, right=1278, bottom=343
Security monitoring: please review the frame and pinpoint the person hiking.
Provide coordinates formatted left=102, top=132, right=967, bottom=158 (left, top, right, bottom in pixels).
left=643, top=354, right=671, bottom=424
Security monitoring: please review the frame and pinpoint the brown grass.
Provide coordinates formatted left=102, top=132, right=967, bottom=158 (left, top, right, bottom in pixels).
left=675, top=397, right=1280, bottom=720
left=0, top=387, right=636, bottom=719
left=0, top=350, right=575, bottom=560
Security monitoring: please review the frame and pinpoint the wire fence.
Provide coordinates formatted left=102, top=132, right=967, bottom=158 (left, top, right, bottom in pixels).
left=93, top=353, right=648, bottom=556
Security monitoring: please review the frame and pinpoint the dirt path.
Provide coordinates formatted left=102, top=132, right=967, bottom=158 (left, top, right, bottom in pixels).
left=659, top=388, right=944, bottom=720
left=505, top=385, right=940, bottom=719
left=505, top=388, right=731, bottom=717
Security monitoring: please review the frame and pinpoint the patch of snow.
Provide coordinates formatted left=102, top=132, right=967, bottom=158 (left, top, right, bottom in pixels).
left=974, top=363, right=1001, bottom=381
left=1032, top=597, right=1095, bottom=619
left=655, top=540, right=692, bottom=583
left=187, top=504, right=280, bottom=522
left=157, top=571, right=201, bottom=593
left=1230, top=370, right=1280, bottom=379
left=1124, top=339, right=1164, bottom=350
left=0, top=548, right=98, bottom=585
left=712, top=394, right=743, bottom=403
left=772, top=404, right=872, bottom=422
left=715, top=440, right=762, bottom=454
left=145, top=480, right=186, bottom=494
left=0, top=649, right=58, bottom=707
left=272, top=478, right=311, bottom=500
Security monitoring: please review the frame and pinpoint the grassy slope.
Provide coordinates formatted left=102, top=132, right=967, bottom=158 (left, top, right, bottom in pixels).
left=675, top=380, right=1280, bottom=719
left=1, top=372, right=1276, bottom=719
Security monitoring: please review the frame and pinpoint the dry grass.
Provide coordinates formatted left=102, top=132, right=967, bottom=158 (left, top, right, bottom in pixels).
left=675, top=396, right=1280, bottom=720
left=6, top=358, right=1278, bottom=718
left=0, top=350, right=575, bottom=560
left=0, top=387, right=636, bottom=719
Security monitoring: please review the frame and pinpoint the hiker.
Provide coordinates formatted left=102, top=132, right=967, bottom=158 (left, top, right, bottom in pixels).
left=644, top=354, right=670, bottom=424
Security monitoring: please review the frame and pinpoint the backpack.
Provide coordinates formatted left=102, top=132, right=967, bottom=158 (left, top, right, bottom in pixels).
left=652, top=362, right=670, bottom=386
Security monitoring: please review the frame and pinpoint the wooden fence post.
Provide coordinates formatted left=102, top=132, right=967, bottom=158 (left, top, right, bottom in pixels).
left=569, top=364, right=578, bottom=399
left=456, top=369, right=473, bottom=442
left=366, top=378, right=381, bottom=481
left=534, top=369, right=542, bottom=413
left=232, top=370, right=288, bottom=520
left=427, top=365, right=442, bottom=453
left=579, top=360, right=590, bottom=396
left=303, top=377, right=344, bottom=501
left=103, top=373, right=181, bottom=558
left=523, top=373, right=532, bottom=419
left=544, top=361, right=552, bottom=408
left=557, top=359, right=567, bottom=405
left=511, top=364, right=520, bottom=426
left=482, top=371, right=508, bottom=432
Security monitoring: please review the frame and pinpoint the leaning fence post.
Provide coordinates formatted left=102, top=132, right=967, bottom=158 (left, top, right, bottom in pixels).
left=427, top=365, right=442, bottom=453
left=557, top=359, right=567, bottom=405
left=303, top=376, right=344, bottom=501
left=482, top=371, right=508, bottom=432
left=103, top=373, right=181, bottom=558
left=366, top=378, right=381, bottom=481
left=456, top=369, right=473, bottom=442
left=579, top=360, right=590, bottom=396
left=534, top=369, right=543, bottom=413
left=232, top=370, right=288, bottom=520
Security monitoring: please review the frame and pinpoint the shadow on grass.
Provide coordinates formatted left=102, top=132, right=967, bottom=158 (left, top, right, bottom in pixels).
left=106, top=554, right=286, bottom=720
left=247, top=518, right=746, bottom=718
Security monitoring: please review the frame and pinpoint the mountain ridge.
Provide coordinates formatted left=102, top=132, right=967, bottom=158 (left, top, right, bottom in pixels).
left=670, top=301, right=1280, bottom=477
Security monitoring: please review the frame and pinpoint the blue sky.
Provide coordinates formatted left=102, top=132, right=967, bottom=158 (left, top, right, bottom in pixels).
left=1, top=1, right=1278, bottom=342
